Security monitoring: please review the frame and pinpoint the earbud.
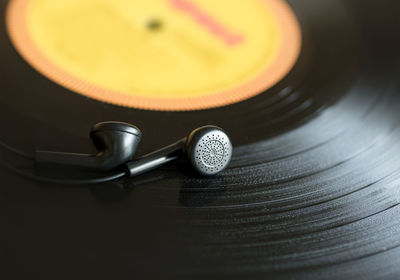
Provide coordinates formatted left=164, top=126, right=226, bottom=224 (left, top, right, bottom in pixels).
left=35, top=121, right=142, bottom=171
left=126, top=125, right=232, bottom=177
left=34, top=123, right=231, bottom=180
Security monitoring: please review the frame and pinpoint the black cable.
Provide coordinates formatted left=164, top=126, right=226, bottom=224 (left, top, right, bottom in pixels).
left=1, top=161, right=127, bottom=185
left=0, top=139, right=34, bottom=160
left=0, top=139, right=128, bottom=184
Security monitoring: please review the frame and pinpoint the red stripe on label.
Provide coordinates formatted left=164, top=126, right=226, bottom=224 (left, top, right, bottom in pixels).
left=169, top=0, right=244, bottom=47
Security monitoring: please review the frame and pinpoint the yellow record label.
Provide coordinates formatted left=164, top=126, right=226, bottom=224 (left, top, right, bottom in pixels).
left=6, top=0, right=301, bottom=111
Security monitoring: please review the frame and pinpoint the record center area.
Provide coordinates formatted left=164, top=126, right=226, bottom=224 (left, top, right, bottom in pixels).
left=6, top=0, right=301, bottom=110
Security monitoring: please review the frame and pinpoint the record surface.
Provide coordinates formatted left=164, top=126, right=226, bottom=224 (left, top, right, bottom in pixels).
left=1, top=0, right=400, bottom=279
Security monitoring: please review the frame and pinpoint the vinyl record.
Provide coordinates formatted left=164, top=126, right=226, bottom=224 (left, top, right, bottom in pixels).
left=1, top=0, right=400, bottom=279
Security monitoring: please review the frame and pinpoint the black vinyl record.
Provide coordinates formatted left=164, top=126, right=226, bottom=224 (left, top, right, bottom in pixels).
left=1, top=0, right=400, bottom=279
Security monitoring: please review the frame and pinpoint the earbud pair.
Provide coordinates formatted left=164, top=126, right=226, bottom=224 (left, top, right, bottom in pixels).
left=35, top=122, right=232, bottom=177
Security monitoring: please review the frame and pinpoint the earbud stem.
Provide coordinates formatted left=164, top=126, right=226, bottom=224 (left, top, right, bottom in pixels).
left=126, top=139, right=185, bottom=177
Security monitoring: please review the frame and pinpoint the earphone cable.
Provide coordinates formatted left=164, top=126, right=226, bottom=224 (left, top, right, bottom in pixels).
left=0, top=139, right=34, bottom=160
left=1, top=160, right=127, bottom=185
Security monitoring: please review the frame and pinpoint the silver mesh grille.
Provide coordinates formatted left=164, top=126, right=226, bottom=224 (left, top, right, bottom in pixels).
left=193, top=130, right=232, bottom=175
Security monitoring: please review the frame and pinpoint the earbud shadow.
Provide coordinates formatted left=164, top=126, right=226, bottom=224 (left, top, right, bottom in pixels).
left=88, top=179, right=134, bottom=203
left=88, top=171, right=176, bottom=203
left=34, top=160, right=228, bottom=206
left=89, top=162, right=228, bottom=206
left=33, top=164, right=132, bottom=203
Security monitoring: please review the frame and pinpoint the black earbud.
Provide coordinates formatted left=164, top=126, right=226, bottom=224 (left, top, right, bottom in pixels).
left=126, top=125, right=232, bottom=177
left=35, top=121, right=142, bottom=171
